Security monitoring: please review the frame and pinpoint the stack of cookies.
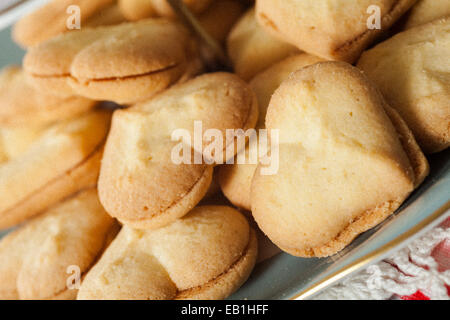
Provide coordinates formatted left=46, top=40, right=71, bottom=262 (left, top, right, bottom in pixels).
left=0, top=0, right=448, bottom=300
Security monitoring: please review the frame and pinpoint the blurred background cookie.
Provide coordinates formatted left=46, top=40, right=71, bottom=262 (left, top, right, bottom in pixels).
left=119, top=0, right=213, bottom=20
left=0, top=65, right=96, bottom=127
left=197, top=0, right=245, bottom=45
left=13, top=0, right=125, bottom=48
left=119, top=0, right=157, bottom=20
left=227, top=7, right=299, bottom=80
left=255, top=0, right=417, bottom=62
left=77, top=205, right=257, bottom=300
left=358, top=18, right=450, bottom=153
left=403, top=0, right=450, bottom=29
left=0, top=188, right=118, bottom=300
left=0, top=110, right=111, bottom=229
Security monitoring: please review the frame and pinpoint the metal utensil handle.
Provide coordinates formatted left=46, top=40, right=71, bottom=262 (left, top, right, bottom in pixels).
left=166, top=0, right=232, bottom=70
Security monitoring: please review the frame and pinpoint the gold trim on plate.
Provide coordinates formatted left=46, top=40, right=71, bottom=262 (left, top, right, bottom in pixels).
left=292, top=201, right=450, bottom=300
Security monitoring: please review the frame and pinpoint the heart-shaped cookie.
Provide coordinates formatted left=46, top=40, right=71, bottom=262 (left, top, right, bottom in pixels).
left=0, top=110, right=111, bottom=229
left=256, top=0, right=417, bottom=62
left=119, top=0, right=213, bottom=20
left=24, top=19, right=201, bottom=104
left=77, top=206, right=257, bottom=300
left=219, top=53, right=324, bottom=210
left=227, top=7, right=299, bottom=80
left=13, top=0, right=124, bottom=48
left=0, top=66, right=96, bottom=127
left=403, top=0, right=450, bottom=29
left=0, top=188, right=118, bottom=300
left=251, top=62, right=429, bottom=257
left=358, top=17, right=450, bottom=153
left=98, top=72, right=258, bottom=230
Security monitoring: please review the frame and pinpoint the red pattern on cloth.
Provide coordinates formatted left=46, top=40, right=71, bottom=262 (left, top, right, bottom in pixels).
left=316, top=217, right=450, bottom=300
left=401, top=290, right=430, bottom=300
left=401, top=218, right=450, bottom=300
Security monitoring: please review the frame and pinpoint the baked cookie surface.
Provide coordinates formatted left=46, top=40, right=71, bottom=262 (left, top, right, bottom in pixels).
left=0, top=110, right=111, bottom=229
left=24, top=19, right=201, bottom=104
left=358, top=18, right=450, bottom=153
left=98, top=72, right=258, bottom=230
left=0, top=66, right=96, bottom=127
left=119, top=0, right=213, bottom=20
left=251, top=62, right=429, bottom=257
left=13, top=0, right=123, bottom=48
left=227, top=7, right=299, bottom=80
left=0, top=188, right=117, bottom=300
left=77, top=205, right=257, bottom=300
left=218, top=53, right=324, bottom=210
left=256, top=0, right=417, bottom=62
left=403, top=0, right=450, bottom=29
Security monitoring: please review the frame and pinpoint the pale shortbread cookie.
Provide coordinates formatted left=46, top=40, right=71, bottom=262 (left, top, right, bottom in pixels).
left=0, top=126, right=46, bottom=164
left=0, top=66, right=96, bottom=127
left=77, top=206, right=257, bottom=300
left=251, top=62, right=429, bottom=257
left=98, top=73, right=258, bottom=230
left=256, top=0, right=417, bottom=63
left=13, top=0, right=125, bottom=48
left=119, top=0, right=213, bottom=20
left=403, top=0, right=450, bottom=29
left=358, top=18, right=450, bottom=153
left=119, top=0, right=156, bottom=20
left=227, top=7, right=299, bottom=80
left=0, top=110, right=111, bottom=229
left=83, top=3, right=126, bottom=28
left=24, top=19, right=201, bottom=104
left=151, top=0, right=213, bottom=17
left=218, top=54, right=324, bottom=210
left=0, top=188, right=118, bottom=300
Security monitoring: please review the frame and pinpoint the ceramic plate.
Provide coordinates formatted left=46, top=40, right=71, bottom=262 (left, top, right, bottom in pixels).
left=0, top=6, right=449, bottom=300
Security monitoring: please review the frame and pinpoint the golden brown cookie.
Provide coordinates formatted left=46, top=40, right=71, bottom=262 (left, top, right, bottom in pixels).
left=118, top=0, right=157, bottom=20
left=198, top=0, right=246, bottom=44
left=84, top=3, right=126, bottom=28
left=0, top=110, right=111, bottom=229
left=119, top=0, right=213, bottom=20
left=0, top=126, right=46, bottom=163
left=12, top=0, right=123, bottom=48
left=0, top=188, right=118, bottom=300
left=256, top=0, right=417, bottom=62
left=227, top=7, right=299, bottom=80
left=251, top=62, right=429, bottom=258
left=98, top=72, right=258, bottom=230
left=358, top=18, right=450, bottom=153
left=152, top=0, right=213, bottom=17
left=24, top=19, right=201, bottom=104
left=403, top=0, right=450, bottom=29
left=218, top=54, right=324, bottom=210
left=0, top=65, right=96, bottom=127
left=77, top=205, right=257, bottom=300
